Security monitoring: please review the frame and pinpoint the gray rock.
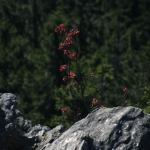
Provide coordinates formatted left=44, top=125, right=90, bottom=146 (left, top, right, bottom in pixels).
left=0, top=93, right=64, bottom=150
left=45, top=107, right=150, bottom=150
left=0, top=93, right=150, bottom=150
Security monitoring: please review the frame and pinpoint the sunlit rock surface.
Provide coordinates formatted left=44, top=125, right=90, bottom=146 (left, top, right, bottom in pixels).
left=0, top=93, right=150, bottom=150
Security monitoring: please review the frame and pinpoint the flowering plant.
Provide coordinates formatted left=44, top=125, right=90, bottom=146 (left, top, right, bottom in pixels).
left=54, top=24, right=129, bottom=126
left=55, top=24, right=102, bottom=119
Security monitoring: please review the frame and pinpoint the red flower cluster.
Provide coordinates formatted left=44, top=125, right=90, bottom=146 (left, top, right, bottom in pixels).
left=55, top=24, right=80, bottom=50
left=124, top=100, right=128, bottom=104
left=92, top=98, right=99, bottom=105
left=62, top=76, right=67, bottom=83
left=67, top=29, right=80, bottom=36
left=69, top=72, right=76, bottom=79
left=68, top=54, right=74, bottom=60
left=100, top=105, right=105, bottom=109
left=55, top=24, right=66, bottom=34
left=123, top=87, right=129, bottom=93
left=73, top=82, right=78, bottom=86
left=58, top=43, right=66, bottom=50
left=61, top=107, right=67, bottom=113
left=58, top=38, right=74, bottom=50
left=68, top=82, right=78, bottom=88
left=59, top=65, right=67, bottom=72
left=68, top=83, right=72, bottom=88
left=64, top=50, right=80, bottom=59
left=65, top=36, right=74, bottom=46
left=64, top=50, right=71, bottom=55
left=62, top=72, right=76, bottom=83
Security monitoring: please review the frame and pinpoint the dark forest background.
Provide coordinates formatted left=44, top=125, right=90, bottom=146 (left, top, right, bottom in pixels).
left=0, top=0, right=150, bottom=127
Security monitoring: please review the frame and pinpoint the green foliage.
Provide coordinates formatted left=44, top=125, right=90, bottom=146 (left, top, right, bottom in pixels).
left=0, top=0, right=58, bottom=125
left=49, top=85, right=74, bottom=127
left=0, top=0, right=150, bottom=127
left=132, top=87, right=150, bottom=114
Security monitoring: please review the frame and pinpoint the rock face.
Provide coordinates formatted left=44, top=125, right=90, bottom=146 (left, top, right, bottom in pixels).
left=0, top=93, right=150, bottom=150
left=0, top=93, right=64, bottom=150
left=45, top=107, right=150, bottom=150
